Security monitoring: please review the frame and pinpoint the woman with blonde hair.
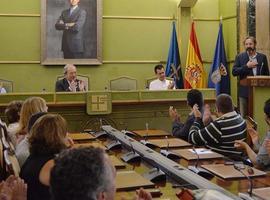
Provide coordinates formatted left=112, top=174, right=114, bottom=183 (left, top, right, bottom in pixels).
left=16, top=96, right=48, bottom=137
left=15, top=97, right=48, bottom=166
left=20, top=113, right=71, bottom=200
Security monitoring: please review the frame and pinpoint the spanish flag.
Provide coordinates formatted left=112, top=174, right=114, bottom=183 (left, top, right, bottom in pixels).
left=184, top=22, right=206, bottom=89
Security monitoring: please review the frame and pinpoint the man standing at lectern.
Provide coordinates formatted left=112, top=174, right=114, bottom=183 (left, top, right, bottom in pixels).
left=232, top=36, right=269, bottom=117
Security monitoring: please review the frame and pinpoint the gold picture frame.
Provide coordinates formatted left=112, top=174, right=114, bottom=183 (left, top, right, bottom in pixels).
left=41, top=0, right=102, bottom=65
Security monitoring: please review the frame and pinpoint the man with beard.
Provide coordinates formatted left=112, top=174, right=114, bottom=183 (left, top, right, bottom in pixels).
left=232, top=36, right=269, bottom=117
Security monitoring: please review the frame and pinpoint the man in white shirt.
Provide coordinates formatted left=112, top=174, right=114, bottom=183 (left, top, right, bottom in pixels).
left=149, top=64, right=174, bottom=90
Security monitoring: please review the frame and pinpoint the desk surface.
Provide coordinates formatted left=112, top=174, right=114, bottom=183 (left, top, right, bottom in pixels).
left=108, top=129, right=270, bottom=199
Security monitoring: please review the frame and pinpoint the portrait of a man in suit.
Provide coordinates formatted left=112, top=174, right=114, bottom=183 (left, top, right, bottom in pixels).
left=41, top=0, right=102, bottom=65
left=55, top=0, right=86, bottom=59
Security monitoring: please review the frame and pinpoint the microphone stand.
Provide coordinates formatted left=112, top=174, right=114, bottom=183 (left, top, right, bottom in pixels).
left=142, top=155, right=166, bottom=182
left=121, top=139, right=141, bottom=163
left=140, top=123, right=151, bottom=146
left=188, top=146, right=214, bottom=179
left=160, top=136, right=180, bottom=159
left=91, top=118, right=108, bottom=138
left=234, top=164, right=254, bottom=200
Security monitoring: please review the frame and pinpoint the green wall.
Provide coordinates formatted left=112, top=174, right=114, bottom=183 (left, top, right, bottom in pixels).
left=0, top=0, right=237, bottom=96
left=0, top=0, right=179, bottom=92
left=179, top=0, right=237, bottom=102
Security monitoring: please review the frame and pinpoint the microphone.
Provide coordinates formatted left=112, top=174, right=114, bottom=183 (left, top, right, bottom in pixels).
left=145, top=122, right=149, bottom=142
left=121, top=123, right=136, bottom=137
left=140, top=123, right=150, bottom=146
left=188, top=146, right=214, bottom=179
left=91, top=118, right=107, bottom=138
left=121, top=138, right=141, bottom=162
left=142, top=155, right=166, bottom=182
left=160, top=136, right=181, bottom=159
left=234, top=163, right=254, bottom=199
left=259, top=62, right=264, bottom=76
left=105, top=134, right=121, bottom=150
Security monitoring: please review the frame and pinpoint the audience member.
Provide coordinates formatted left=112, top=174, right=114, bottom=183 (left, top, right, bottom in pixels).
left=235, top=98, right=270, bottom=170
left=232, top=36, right=269, bottom=117
left=169, top=89, right=207, bottom=141
left=0, top=82, right=7, bottom=94
left=149, top=64, right=174, bottom=90
left=0, top=175, right=27, bottom=200
left=189, top=94, right=247, bottom=158
left=50, top=147, right=152, bottom=200
left=4, top=100, right=23, bottom=146
left=55, top=64, right=86, bottom=92
left=16, top=112, right=47, bottom=167
left=20, top=114, right=71, bottom=200
left=15, top=97, right=48, bottom=166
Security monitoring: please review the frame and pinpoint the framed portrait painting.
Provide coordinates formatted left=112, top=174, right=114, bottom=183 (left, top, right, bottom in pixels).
left=41, top=0, right=102, bottom=65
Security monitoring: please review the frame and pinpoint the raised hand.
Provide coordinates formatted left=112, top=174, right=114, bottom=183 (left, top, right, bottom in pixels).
left=192, top=104, right=201, bottom=118
left=169, top=106, right=180, bottom=122
left=79, top=80, right=86, bottom=91
left=167, top=81, right=175, bottom=89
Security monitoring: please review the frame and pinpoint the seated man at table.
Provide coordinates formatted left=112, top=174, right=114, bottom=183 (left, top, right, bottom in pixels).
left=189, top=94, right=247, bottom=158
left=169, top=89, right=209, bottom=141
left=55, top=64, right=86, bottom=92
left=50, top=147, right=152, bottom=200
left=235, top=98, right=270, bottom=170
left=149, top=64, right=174, bottom=90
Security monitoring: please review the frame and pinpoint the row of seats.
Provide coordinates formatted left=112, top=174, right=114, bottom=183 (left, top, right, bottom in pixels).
left=0, top=119, right=20, bottom=179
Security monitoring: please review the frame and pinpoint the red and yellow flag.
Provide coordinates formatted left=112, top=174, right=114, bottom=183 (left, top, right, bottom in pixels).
left=184, top=22, right=206, bottom=89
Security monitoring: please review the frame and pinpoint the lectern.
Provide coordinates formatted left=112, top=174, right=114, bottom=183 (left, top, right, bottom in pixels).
left=239, top=76, right=270, bottom=139
left=240, top=76, right=270, bottom=117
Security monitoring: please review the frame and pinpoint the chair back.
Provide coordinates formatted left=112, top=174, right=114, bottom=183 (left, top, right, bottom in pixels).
left=0, top=79, right=13, bottom=93
left=56, top=74, right=90, bottom=91
left=4, top=149, right=20, bottom=177
left=0, top=120, right=15, bottom=152
left=109, top=76, right=138, bottom=91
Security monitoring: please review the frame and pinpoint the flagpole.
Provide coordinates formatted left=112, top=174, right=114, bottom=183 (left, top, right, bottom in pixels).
left=220, top=16, right=222, bottom=23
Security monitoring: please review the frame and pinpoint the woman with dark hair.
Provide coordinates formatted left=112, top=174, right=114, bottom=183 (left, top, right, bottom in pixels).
left=20, top=114, right=72, bottom=200
left=235, top=98, right=270, bottom=170
left=4, top=100, right=23, bottom=146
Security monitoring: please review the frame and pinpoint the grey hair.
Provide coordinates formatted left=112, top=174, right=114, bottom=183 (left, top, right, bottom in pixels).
left=93, top=155, right=115, bottom=199
left=63, top=64, right=76, bottom=75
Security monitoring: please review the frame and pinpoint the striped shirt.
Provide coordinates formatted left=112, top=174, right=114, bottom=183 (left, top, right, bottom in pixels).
left=188, top=111, right=247, bottom=157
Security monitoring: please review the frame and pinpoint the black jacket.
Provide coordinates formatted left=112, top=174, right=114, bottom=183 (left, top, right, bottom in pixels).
left=232, top=52, right=269, bottom=98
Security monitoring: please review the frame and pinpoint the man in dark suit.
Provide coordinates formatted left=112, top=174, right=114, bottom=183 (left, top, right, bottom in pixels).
left=55, top=0, right=86, bottom=59
left=232, top=36, right=269, bottom=117
left=55, top=64, right=86, bottom=92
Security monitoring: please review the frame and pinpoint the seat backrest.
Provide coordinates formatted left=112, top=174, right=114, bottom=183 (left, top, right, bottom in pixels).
left=0, top=127, right=4, bottom=169
left=145, top=76, right=174, bottom=89
left=56, top=74, right=90, bottom=91
left=4, top=149, right=20, bottom=177
left=109, top=76, right=138, bottom=91
left=0, top=120, right=15, bottom=152
left=0, top=79, right=13, bottom=93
